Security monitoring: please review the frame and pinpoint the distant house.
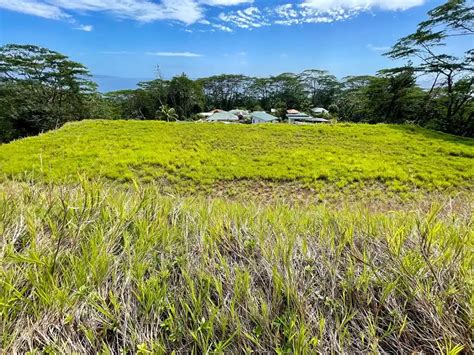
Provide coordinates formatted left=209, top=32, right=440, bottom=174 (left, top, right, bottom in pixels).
left=207, top=111, right=239, bottom=122
left=251, top=111, right=279, bottom=124
left=311, top=107, right=329, bottom=115
left=287, top=113, right=329, bottom=124
left=287, top=109, right=300, bottom=115
left=198, top=109, right=225, bottom=118
left=229, top=109, right=250, bottom=120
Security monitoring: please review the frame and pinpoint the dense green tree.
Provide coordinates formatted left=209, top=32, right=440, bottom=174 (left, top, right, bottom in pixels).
left=365, top=70, right=426, bottom=124
left=168, top=74, right=203, bottom=119
left=0, top=44, right=97, bottom=142
left=385, top=0, right=473, bottom=135
left=299, top=69, right=341, bottom=108
left=198, top=74, right=254, bottom=111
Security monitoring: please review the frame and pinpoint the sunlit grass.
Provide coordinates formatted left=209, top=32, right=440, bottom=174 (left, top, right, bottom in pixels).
left=1, top=121, right=472, bottom=352
left=0, top=121, right=472, bottom=195
left=0, top=180, right=472, bottom=353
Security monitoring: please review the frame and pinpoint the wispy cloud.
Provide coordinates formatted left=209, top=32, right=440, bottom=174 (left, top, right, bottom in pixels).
left=75, top=24, right=93, bottom=32
left=210, top=0, right=425, bottom=31
left=0, top=0, right=426, bottom=32
left=367, top=44, right=391, bottom=52
left=146, top=51, right=203, bottom=57
left=301, top=0, right=425, bottom=11
left=211, top=23, right=233, bottom=32
left=0, top=0, right=69, bottom=20
left=0, top=0, right=250, bottom=27
left=100, top=50, right=135, bottom=54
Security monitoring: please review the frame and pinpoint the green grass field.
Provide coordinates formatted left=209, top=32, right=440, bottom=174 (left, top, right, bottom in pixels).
left=1, top=120, right=472, bottom=194
left=1, top=121, right=473, bottom=353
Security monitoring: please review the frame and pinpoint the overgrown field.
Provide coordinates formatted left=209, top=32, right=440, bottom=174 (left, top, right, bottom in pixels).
left=0, top=181, right=472, bottom=353
left=0, top=121, right=472, bottom=197
left=1, top=122, right=473, bottom=352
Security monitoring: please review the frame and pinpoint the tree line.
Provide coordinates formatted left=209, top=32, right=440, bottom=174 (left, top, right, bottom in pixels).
left=0, top=0, right=472, bottom=142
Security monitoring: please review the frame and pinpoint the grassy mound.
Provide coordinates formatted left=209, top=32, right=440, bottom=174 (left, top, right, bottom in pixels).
left=1, top=181, right=472, bottom=353
left=0, top=121, right=472, bottom=195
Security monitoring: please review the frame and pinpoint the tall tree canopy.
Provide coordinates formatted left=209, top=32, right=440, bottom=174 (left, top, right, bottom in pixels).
left=0, top=44, right=97, bottom=142
left=385, top=0, right=473, bottom=135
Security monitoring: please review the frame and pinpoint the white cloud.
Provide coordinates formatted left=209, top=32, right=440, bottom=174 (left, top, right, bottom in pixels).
left=0, top=0, right=253, bottom=27
left=51, top=0, right=203, bottom=24
left=200, top=0, right=252, bottom=5
left=0, top=0, right=427, bottom=32
left=146, top=51, right=203, bottom=57
left=218, top=6, right=269, bottom=29
left=301, top=0, right=425, bottom=11
left=75, top=24, right=94, bottom=31
left=367, top=44, right=390, bottom=52
left=211, top=23, right=233, bottom=32
left=0, top=0, right=69, bottom=19
left=215, top=0, right=424, bottom=30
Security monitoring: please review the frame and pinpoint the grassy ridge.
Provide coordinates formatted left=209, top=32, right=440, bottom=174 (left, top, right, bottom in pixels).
left=1, top=181, right=472, bottom=353
left=0, top=120, right=473, bottom=193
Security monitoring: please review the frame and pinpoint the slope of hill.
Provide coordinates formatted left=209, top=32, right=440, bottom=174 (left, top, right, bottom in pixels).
left=0, top=120, right=473, bottom=196
left=1, top=121, right=473, bottom=353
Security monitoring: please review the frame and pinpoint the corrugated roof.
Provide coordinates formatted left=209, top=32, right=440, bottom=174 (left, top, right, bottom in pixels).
left=311, top=107, right=329, bottom=114
left=251, top=111, right=278, bottom=122
left=207, top=111, right=239, bottom=122
left=229, top=109, right=250, bottom=115
left=287, top=113, right=329, bottom=122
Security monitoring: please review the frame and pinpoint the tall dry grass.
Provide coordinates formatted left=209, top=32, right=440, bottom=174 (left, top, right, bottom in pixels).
left=1, top=180, right=472, bottom=353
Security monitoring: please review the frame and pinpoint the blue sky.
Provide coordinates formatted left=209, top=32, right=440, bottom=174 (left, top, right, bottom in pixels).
left=0, top=0, right=466, bottom=92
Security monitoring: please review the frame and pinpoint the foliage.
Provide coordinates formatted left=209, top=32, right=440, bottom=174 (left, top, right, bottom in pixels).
left=385, top=0, right=473, bottom=135
left=155, top=105, right=178, bottom=121
left=0, top=121, right=472, bottom=195
left=0, top=180, right=472, bottom=353
left=0, top=44, right=97, bottom=142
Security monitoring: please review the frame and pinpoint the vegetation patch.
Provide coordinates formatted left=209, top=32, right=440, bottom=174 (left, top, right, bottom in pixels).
left=1, top=121, right=472, bottom=196
left=0, top=181, right=472, bottom=353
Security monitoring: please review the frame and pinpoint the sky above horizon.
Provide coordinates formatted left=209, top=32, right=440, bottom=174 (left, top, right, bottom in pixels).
left=0, top=0, right=469, bottom=92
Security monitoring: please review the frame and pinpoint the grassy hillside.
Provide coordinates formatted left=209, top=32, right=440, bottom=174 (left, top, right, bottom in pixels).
left=0, top=120, right=472, bottom=195
left=1, top=121, right=473, bottom=353
left=1, top=181, right=472, bottom=353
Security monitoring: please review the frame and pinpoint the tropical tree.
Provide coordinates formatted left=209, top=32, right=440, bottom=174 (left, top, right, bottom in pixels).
left=156, top=105, right=178, bottom=121
left=385, top=0, right=473, bottom=134
left=299, top=69, right=340, bottom=108
left=0, top=44, right=96, bottom=141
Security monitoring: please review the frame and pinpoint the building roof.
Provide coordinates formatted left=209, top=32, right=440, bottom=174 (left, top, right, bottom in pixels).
left=311, top=107, right=329, bottom=114
left=207, top=111, right=239, bottom=122
left=229, top=109, right=250, bottom=116
left=287, top=109, right=300, bottom=114
left=287, top=113, right=329, bottom=123
left=251, top=111, right=278, bottom=122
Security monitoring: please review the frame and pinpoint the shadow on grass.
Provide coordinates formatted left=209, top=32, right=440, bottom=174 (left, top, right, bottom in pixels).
left=391, top=124, right=474, bottom=147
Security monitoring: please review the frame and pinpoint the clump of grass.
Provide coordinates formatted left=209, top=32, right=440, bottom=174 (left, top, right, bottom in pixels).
left=1, top=180, right=472, bottom=353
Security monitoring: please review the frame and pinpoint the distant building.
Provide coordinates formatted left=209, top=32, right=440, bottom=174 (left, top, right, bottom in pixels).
left=251, top=111, right=279, bottom=124
left=287, top=109, right=300, bottom=114
left=207, top=111, right=239, bottom=122
left=229, top=109, right=250, bottom=120
left=287, top=113, right=329, bottom=124
left=311, top=107, right=329, bottom=115
left=198, top=109, right=225, bottom=118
